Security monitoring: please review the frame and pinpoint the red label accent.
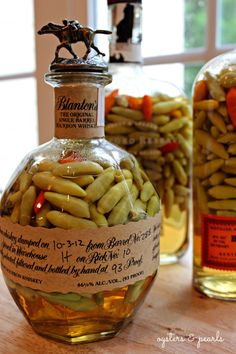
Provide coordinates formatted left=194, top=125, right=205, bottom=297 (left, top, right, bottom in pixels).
left=201, top=214, right=236, bottom=271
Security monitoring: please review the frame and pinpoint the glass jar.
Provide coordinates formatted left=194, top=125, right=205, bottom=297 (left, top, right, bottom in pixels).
left=192, top=50, right=236, bottom=300
left=107, top=0, right=191, bottom=264
left=0, top=46, right=161, bottom=342
left=105, top=81, right=191, bottom=264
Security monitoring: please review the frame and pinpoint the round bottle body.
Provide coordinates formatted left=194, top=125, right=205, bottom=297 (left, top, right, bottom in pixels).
left=0, top=70, right=161, bottom=343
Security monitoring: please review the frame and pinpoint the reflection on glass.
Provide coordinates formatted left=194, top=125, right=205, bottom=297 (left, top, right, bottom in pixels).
left=0, top=0, right=35, bottom=76
left=217, top=0, right=236, bottom=46
left=143, top=63, right=204, bottom=98
left=0, top=78, right=38, bottom=189
left=142, top=63, right=184, bottom=91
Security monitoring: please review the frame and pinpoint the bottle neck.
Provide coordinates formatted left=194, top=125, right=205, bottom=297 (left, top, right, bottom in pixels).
left=54, top=83, right=105, bottom=139
left=108, top=0, right=142, bottom=65
left=45, top=72, right=111, bottom=140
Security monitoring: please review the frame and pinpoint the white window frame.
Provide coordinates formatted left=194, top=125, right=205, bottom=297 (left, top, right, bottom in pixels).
left=0, top=1, right=91, bottom=192
left=34, top=0, right=236, bottom=144
left=90, top=0, right=236, bottom=66
left=143, top=0, right=236, bottom=67
left=0, top=0, right=91, bottom=148
left=34, top=0, right=89, bottom=144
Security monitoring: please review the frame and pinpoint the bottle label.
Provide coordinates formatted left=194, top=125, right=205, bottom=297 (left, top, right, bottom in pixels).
left=108, top=1, right=142, bottom=63
left=201, top=214, right=236, bottom=271
left=54, top=86, right=104, bottom=139
left=0, top=213, right=160, bottom=294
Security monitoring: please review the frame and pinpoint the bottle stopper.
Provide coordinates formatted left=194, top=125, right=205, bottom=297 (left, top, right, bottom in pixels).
left=38, top=19, right=111, bottom=72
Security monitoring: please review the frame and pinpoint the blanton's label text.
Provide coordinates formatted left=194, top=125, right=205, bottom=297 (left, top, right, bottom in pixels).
left=0, top=213, right=161, bottom=294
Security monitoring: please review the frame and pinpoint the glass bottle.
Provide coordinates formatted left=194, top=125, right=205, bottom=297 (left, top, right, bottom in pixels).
left=106, top=0, right=191, bottom=264
left=192, top=50, right=236, bottom=300
left=0, top=23, right=161, bottom=343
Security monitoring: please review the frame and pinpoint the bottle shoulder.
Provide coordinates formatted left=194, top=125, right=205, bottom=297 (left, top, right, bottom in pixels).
left=4, top=137, right=136, bottom=186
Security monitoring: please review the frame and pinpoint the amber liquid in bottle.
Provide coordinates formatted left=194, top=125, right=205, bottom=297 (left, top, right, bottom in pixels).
left=6, top=274, right=155, bottom=343
left=160, top=209, right=189, bottom=264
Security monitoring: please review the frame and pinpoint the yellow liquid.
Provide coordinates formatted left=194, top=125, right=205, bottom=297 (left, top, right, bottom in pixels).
left=6, top=274, right=155, bottom=343
left=160, top=205, right=189, bottom=264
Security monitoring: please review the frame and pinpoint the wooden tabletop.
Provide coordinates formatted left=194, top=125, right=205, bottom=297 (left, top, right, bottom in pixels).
left=0, top=252, right=235, bottom=354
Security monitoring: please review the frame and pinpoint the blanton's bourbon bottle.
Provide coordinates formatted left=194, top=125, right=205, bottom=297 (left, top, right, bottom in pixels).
left=193, top=50, right=236, bottom=300
left=0, top=20, right=161, bottom=343
left=106, top=0, right=191, bottom=264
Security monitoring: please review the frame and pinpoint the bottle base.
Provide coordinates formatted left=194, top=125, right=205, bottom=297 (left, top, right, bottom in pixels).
left=193, top=276, right=236, bottom=301
left=30, top=317, right=132, bottom=344
left=160, top=247, right=188, bottom=265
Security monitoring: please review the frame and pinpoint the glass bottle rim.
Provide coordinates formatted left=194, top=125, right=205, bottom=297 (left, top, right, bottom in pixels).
left=45, top=71, right=112, bottom=87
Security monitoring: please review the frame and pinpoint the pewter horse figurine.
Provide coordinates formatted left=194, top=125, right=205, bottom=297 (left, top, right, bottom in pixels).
left=38, top=21, right=111, bottom=60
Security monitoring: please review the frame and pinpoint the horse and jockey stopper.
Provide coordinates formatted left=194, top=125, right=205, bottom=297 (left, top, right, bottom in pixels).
left=38, top=19, right=111, bottom=61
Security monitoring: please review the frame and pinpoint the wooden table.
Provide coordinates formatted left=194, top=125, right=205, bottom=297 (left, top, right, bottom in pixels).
left=0, top=252, right=235, bottom=354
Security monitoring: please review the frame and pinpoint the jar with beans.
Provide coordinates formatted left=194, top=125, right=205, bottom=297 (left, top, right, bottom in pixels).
left=0, top=22, right=161, bottom=343
left=192, top=50, right=236, bottom=300
left=107, top=0, right=191, bottom=264
left=105, top=81, right=192, bottom=264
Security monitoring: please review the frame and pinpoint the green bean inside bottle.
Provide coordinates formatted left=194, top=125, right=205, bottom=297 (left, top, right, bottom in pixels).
left=105, top=90, right=192, bottom=264
left=0, top=139, right=160, bottom=342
